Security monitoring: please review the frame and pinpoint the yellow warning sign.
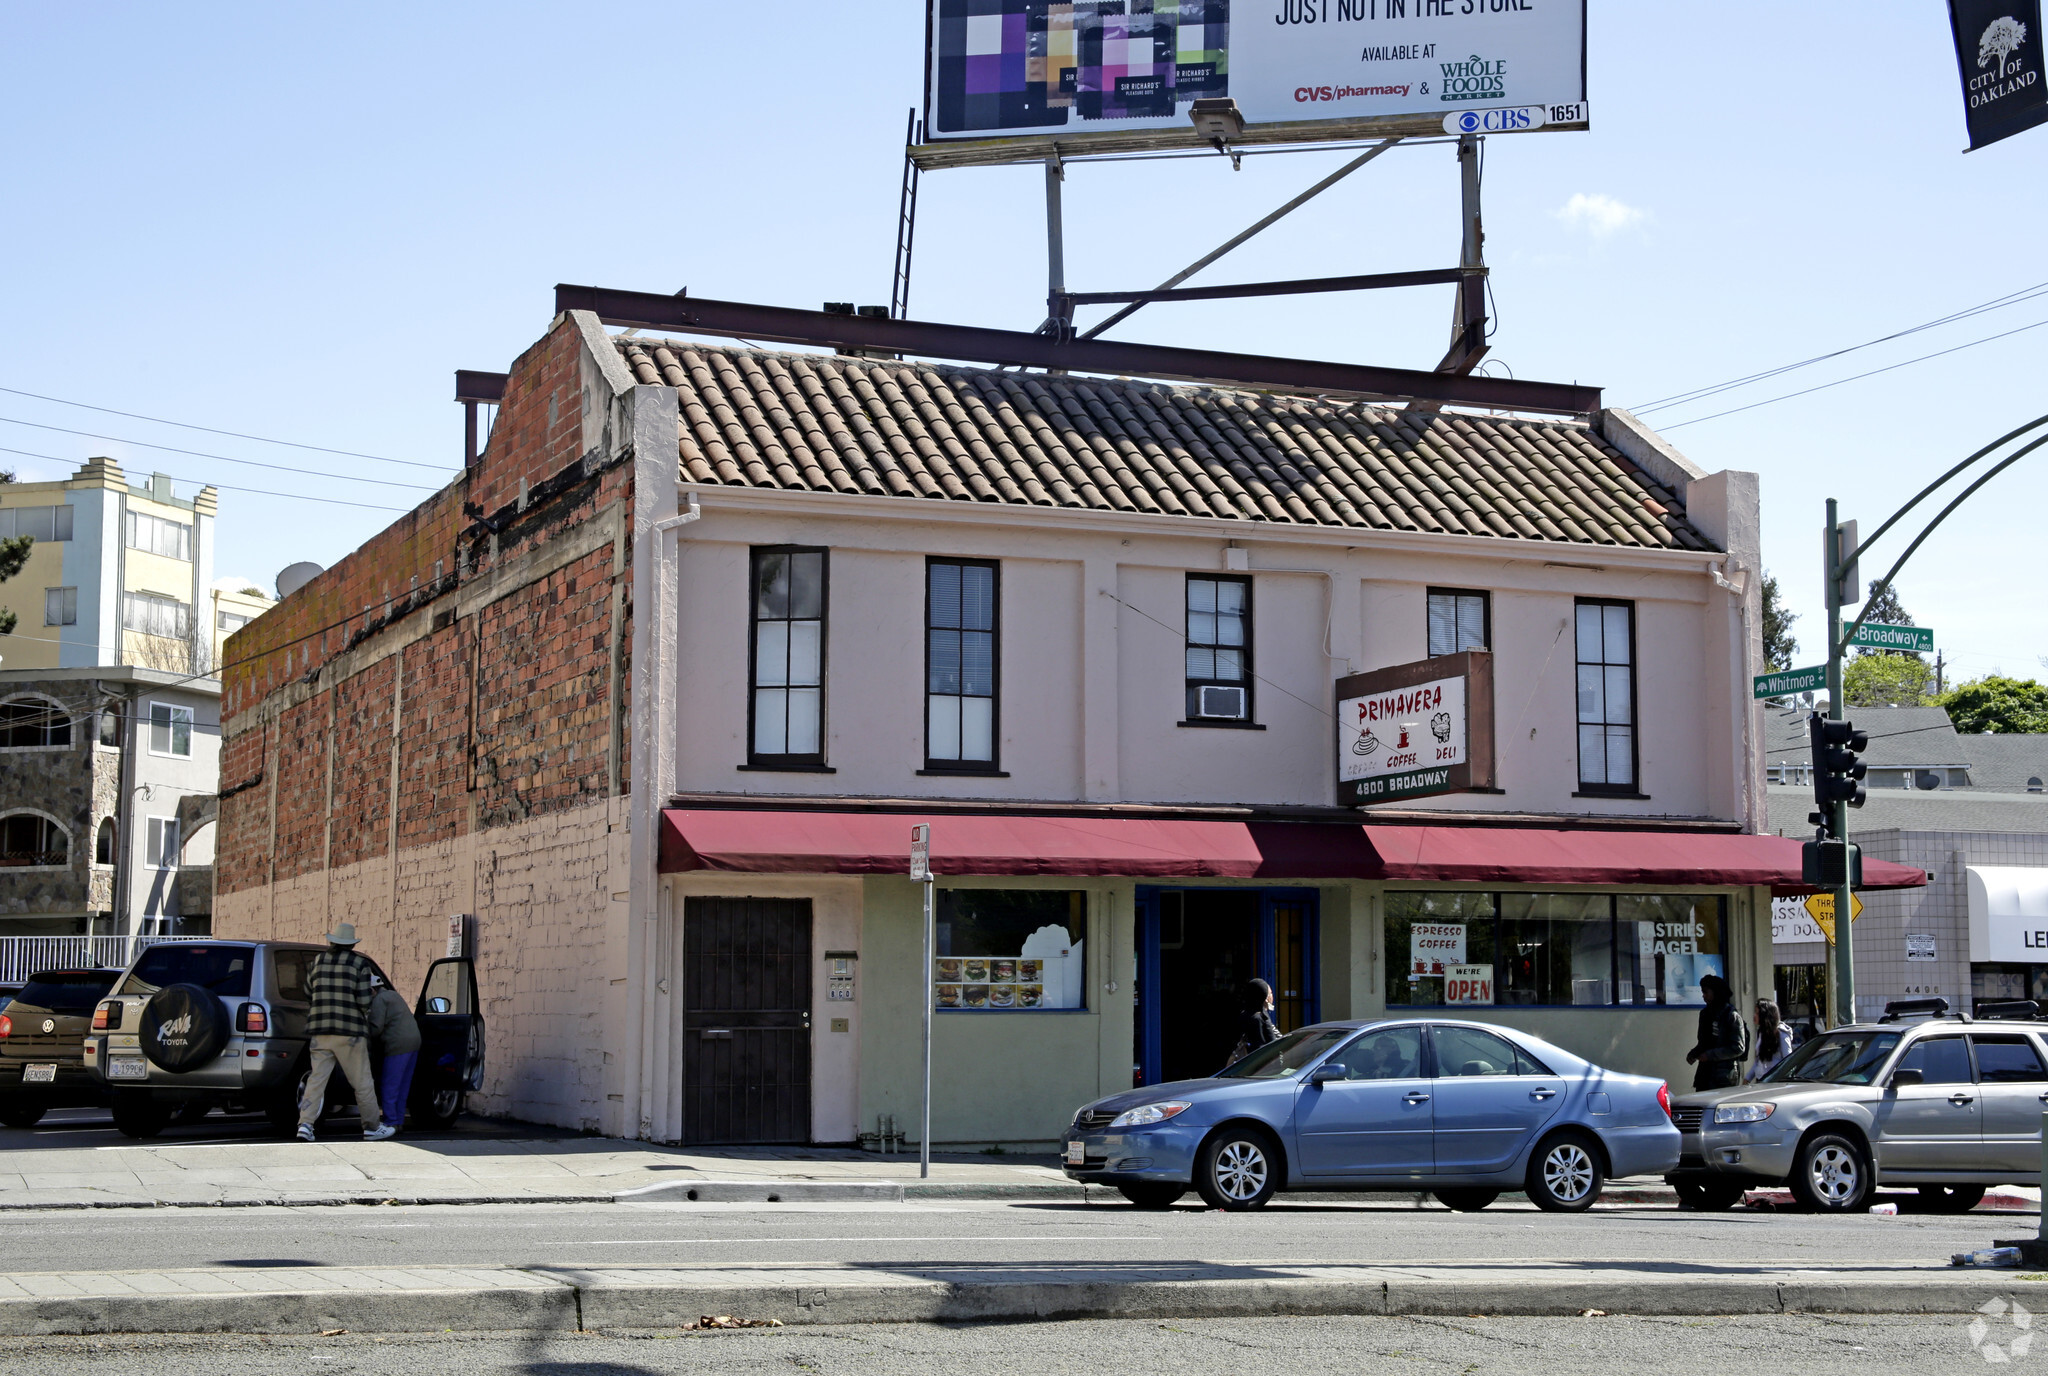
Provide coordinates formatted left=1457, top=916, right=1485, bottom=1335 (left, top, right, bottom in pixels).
left=1804, top=891, right=1866, bottom=944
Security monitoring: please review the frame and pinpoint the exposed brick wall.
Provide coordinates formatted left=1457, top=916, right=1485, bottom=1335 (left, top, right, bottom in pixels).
left=327, top=657, right=394, bottom=872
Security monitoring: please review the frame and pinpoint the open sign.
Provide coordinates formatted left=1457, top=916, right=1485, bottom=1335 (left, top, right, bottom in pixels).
left=1444, top=964, right=1494, bottom=1006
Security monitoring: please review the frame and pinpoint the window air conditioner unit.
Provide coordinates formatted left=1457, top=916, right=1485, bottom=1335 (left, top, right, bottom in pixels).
left=1196, top=685, right=1247, bottom=720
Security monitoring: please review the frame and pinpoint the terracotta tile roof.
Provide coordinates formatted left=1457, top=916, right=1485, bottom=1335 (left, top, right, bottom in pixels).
left=617, top=340, right=1715, bottom=552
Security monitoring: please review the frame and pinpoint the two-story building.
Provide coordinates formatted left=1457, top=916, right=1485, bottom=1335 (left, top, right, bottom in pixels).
left=212, top=301, right=1923, bottom=1145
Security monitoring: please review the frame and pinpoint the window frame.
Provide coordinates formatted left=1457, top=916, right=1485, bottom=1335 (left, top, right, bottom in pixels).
left=1573, top=597, right=1641, bottom=796
left=146, top=700, right=194, bottom=758
left=0, top=810, right=70, bottom=870
left=123, top=590, right=193, bottom=640
left=146, top=815, right=182, bottom=870
left=745, top=545, right=830, bottom=770
left=1426, top=587, right=1491, bottom=657
left=923, top=556, right=1003, bottom=774
left=0, top=695, right=73, bottom=750
left=44, top=586, right=78, bottom=627
left=1182, top=573, right=1255, bottom=725
left=124, top=509, right=193, bottom=562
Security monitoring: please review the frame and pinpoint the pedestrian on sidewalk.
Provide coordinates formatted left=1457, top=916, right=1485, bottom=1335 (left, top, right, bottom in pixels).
left=1746, top=998, right=1794, bottom=1082
left=368, top=974, right=422, bottom=1135
left=1224, top=978, right=1280, bottom=1068
left=297, top=922, right=391, bottom=1142
left=1684, top=973, right=1747, bottom=1092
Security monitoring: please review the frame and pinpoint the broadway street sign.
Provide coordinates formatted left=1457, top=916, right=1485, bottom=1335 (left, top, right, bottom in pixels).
left=1754, top=664, right=1826, bottom=700
left=1850, top=621, right=1936, bottom=653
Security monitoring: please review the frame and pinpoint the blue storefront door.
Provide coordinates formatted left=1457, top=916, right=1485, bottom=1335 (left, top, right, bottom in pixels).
left=1135, top=887, right=1320, bottom=1087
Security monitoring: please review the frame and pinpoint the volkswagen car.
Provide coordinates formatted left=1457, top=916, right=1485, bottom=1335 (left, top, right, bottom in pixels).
left=1667, top=999, right=2048, bottom=1213
left=1064, top=1018, right=1679, bottom=1211
left=0, top=968, right=120, bottom=1128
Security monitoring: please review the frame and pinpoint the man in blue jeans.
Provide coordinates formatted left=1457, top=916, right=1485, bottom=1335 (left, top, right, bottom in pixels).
left=298, top=922, right=388, bottom=1141
left=368, top=975, right=422, bottom=1133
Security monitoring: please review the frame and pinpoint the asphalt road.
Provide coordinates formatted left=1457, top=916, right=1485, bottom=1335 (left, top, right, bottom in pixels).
left=0, top=1196, right=2024, bottom=1273
left=2, top=1313, right=2012, bottom=1374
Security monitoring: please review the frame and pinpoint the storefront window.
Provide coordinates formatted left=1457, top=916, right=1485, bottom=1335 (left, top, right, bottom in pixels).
left=1970, top=964, right=2048, bottom=1012
left=934, top=889, right=1086, bottom=1011
left=1616, top=895, right=1725, bottom=1006
left=1385, top=892, right=1727, bottom=1009
left=1384, top=891, right=1495, bottom=1007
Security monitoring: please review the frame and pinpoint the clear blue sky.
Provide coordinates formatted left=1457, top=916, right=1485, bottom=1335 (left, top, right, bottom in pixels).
left=2, top=3, right=2042, bottom=683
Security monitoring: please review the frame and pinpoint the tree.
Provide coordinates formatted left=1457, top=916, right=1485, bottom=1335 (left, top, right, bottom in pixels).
left=1853, top=578, right=1925, bottom=662
left=1937, top=676, right=2048, bottom=734
left=1981, top=15, right=2029, bottom=79
left=1844, top=651, right=1937, bottom=708
left=0, top=468, right=27, bottom=635
left=1760, top=570, right=1799, bottom=670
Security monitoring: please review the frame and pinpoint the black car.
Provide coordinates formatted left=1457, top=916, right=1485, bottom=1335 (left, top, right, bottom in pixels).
left=0, top=969, right=121, bottom=1127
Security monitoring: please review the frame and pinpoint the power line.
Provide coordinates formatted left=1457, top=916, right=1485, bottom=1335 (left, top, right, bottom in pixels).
left=1657, top=316, right=2048, bottom=432
left=0, top=444, right=409, bottom=512
left=1631, top=278, right=2048, bottom=416
left=0, top=416, right=440, bottom=490
left=0, top=384, right=455, bottom=472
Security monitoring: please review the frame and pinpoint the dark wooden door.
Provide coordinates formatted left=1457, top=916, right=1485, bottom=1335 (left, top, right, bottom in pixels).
left=682, top=897, right=812, bottom=1144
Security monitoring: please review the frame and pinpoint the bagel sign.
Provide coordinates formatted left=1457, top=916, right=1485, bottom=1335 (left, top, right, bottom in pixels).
left=1336, top=650, right=1496, bottom=805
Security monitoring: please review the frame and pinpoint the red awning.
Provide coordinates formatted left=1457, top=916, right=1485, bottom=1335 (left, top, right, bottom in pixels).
left=659, top=809, right=1927, bottom=892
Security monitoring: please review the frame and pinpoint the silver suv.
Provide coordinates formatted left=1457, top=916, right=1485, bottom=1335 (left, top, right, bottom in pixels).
left=88, top=940, right=485, bottom=1139
left=1668, top=1001, right=2048, bottom=1213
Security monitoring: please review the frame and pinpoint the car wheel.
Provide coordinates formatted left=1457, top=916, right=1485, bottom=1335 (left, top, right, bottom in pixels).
left=1788, top=1131, right=1871, bottom=1213
left=1434, top=1188, right=1500, bottom=1212
left=1526, top=1131, right=1605, bottom=1213
left=0, top=1102, right=47, bottom=1129
left=1117, top=1183, right=1187, bottom=1210
left=415, top=1089, right=465, bottom=1130
left=1195, top=1126, right=1280, bottom=1210
left=110, top=1091, right=169, bottom=1140
left=1916, top=1183, right=1987, bottom=1214
left=1674, top=1180, right=1747, bottom=1211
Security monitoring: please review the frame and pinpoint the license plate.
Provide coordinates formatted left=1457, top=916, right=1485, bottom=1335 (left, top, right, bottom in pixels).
left=22, top=1064, right=56, bottom=1083
left=1066, top=1140, right=1085, bottom=1166
left=107, top=1059, right=148, bottom=1081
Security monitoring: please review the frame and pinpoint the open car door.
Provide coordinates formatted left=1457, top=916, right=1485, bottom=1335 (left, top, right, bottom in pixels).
left=411, top=958, right=485, bottom=1128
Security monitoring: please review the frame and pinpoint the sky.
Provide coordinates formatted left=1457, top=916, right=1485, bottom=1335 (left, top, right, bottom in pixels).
left=1, top=3, right=2043, bottom=684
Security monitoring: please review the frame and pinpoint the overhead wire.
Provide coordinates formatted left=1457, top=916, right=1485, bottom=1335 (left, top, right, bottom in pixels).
left=0, top=415, right=439, bottom=490
left=0, top=444, right=410, bottom=512
left=0, top=384, right=454, bottom=472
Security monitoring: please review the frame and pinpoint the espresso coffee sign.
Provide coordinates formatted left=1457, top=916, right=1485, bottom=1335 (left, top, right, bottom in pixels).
left=1335, top=651, right=1495, bottom=806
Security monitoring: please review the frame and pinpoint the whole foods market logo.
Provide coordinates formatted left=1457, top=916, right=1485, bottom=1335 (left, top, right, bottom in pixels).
left=1439, top=53, right=1506, bottom=103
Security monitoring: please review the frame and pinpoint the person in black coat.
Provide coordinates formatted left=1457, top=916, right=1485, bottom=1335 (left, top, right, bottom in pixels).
left=1685, top=973, right=1747, bottom=1091
left=1237, top=978, right=1280, bottom=1054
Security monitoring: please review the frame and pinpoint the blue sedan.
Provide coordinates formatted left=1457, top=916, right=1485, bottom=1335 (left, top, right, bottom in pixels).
left=1064, top=1019, right=1680, bottom=1211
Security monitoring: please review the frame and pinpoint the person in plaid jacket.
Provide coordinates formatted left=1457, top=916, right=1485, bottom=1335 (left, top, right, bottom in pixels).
left=296, top=922, right=393, bottom=1141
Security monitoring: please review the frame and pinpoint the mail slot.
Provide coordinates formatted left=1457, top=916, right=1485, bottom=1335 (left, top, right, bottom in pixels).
left=700, top=1028, right=733, bottom=1040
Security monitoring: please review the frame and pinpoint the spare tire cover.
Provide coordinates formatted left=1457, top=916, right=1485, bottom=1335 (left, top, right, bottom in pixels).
left=141, top=983, right=230, bottom=1072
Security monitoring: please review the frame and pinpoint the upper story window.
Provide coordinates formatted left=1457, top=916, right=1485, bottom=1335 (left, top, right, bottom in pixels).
left=0, top=505, right=74, bottom=542
left=926, top=559, right=999, bottom=770
left=148, top=701, right=194, bottom=758
left=98, top=708, right=121, bottom=747
left=1575, top=598, right=1637, bottom=793
left=44, top=587, right=77, bottom=627
left=146, top=816, right=182, bottom=869
left=218, top=610, right=251, bottom=633
left=123, top=592, right=191, bottom=640
left=749, top=548, right=826, bottom=766
left=1184, top=575, right=1252, bottom=722
left=125, top=510, right=193, bottom=561
left=0, top=812, right=67, bottom=868
left=1427, top=588, right=1489, bottom=656
left=0, top=697, right=71, bottom=748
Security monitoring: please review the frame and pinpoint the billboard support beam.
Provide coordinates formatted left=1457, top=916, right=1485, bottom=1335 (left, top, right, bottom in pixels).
left=1064, top=266, right=1475, bottom=308
left=1042, top=155, right=1070, bottom=340
left=1437, top=133, right=1490, bottom=376
left=1077, top=138, right=1401, bottom=340
left=554, top=284, right=1603, bottom=415
left=890, top=108, right=922, bottom=321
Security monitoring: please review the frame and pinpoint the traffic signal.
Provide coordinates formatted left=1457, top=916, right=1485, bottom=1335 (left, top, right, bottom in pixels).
left=1808, top=712, right=1869, bottom=819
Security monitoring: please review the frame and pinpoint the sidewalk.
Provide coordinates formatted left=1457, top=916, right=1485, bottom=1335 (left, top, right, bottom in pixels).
left=2, top=1257, right=2043, bottom=1336
left=2, top=1133, right=2040, bottom=1211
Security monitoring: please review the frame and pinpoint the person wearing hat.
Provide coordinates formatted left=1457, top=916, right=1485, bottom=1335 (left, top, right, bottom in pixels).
left=297, top=922, right=391, bottom=1141
left=1684, top=972, right=1749, bottom=1092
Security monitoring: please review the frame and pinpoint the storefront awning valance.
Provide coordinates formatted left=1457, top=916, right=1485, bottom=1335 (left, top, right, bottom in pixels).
left=658, top=809, right=1930, bottom=891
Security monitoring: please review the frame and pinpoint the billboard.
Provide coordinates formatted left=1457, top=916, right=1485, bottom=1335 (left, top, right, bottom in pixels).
left=1335, top=650, right=1495, bottom=806
left=923, top=0, right=1588, bottom=165
left=1948, top=0, right=2047, bottom=150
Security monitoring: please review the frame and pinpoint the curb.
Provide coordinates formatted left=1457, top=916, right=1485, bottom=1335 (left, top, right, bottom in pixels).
left=4, top=1265, right=2044, bottom=1337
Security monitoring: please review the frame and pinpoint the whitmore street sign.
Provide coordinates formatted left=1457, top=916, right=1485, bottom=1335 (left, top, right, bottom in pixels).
left=1754, top=664, right=1827, bottom=700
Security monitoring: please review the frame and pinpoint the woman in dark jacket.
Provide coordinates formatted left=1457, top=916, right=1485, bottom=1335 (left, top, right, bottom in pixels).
left=1235, top=979, right=1280, bottom=1057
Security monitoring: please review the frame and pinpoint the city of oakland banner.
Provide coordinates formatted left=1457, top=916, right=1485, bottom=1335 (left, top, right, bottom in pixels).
left=1949, top=0, right=2048, bottom=150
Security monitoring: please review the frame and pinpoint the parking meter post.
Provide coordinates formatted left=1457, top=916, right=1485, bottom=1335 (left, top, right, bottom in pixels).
left=920, top=872, right=933, bottom=1181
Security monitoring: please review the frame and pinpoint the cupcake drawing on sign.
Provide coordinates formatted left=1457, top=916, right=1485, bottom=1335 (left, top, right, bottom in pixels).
left=1353, top=728, right=1381, bottom=756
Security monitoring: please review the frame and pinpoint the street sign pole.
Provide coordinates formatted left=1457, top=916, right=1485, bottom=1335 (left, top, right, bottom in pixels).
left=911, top=824, right=933, bottom=1181
left=1824, top=500, right=1855, bottom=1027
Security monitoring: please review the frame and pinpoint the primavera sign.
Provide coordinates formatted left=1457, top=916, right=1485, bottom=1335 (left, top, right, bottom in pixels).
left=1336, top=651, right=1496, bottom=806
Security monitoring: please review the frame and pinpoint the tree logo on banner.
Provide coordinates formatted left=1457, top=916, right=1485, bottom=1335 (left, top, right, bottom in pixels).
left=1983, top=15, right=2030, bottom=78
left=1968, top=1295, right=2034, bottom=1363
